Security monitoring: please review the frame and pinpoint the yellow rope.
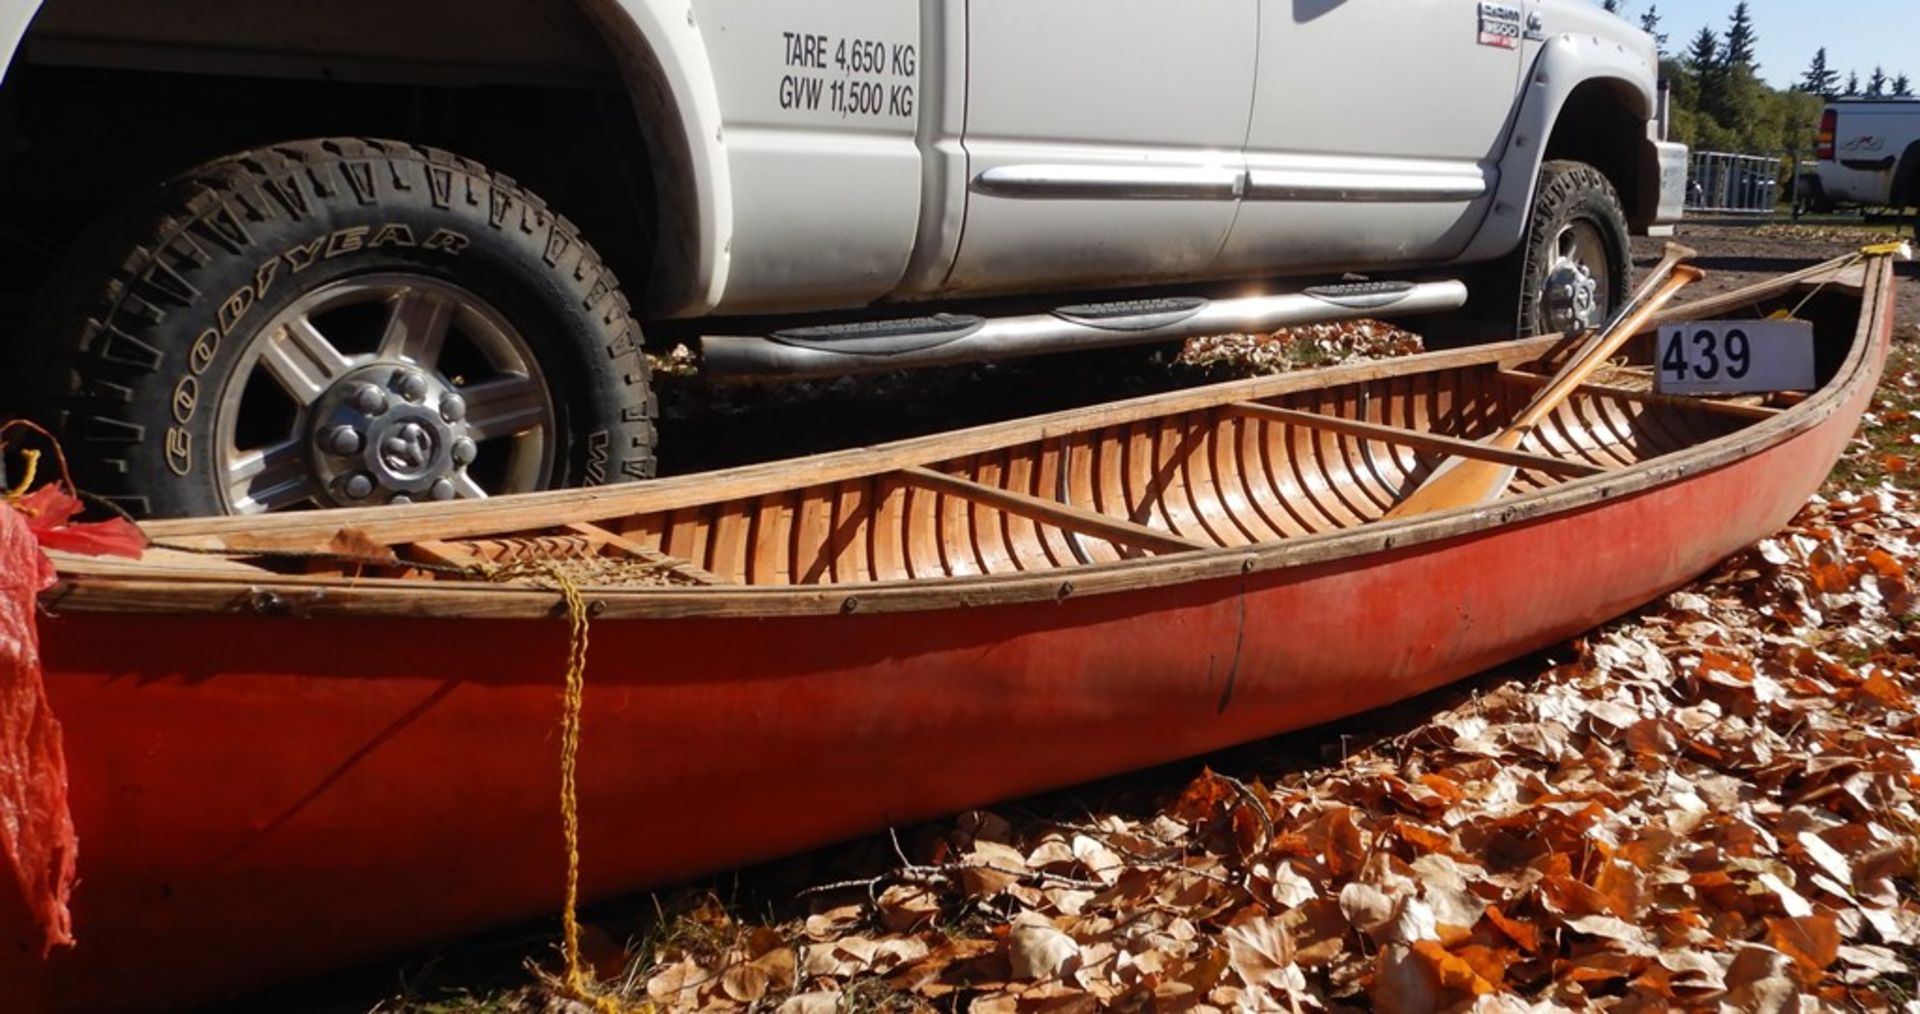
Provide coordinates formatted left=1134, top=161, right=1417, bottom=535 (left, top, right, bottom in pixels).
left=5, top=448, right=39, bottom=501
left=490, top=560, right=625, bottom=1014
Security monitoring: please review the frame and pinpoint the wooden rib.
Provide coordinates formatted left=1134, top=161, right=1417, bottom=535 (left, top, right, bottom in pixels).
left=791, top=487, right=836, bottom=585
left=1493, top=369, right=1784, bottom=421
left=1230, top=413, right=1304, bottom=538
left=706, top=503, right=751, bottom=584
left=1333, top=386, right=1398, bottom=513
left=1000, top=448, right=1044, bottom=571
left=1204, top=416, right=1265, bottom=545
left=869, top=479, right=909, bottom=582
left=899, top=466, right=1206, bottom=556
left=1031, top=440, right=1079, bottom=568
left=1226, top=401, right=1606, bottom=479
left=562, top=523, right=726, bottom=585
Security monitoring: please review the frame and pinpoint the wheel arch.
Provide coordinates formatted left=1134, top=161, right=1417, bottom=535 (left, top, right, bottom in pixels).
left=1542, top=78, right=1656, bottom=231
left=572, top=0, right=731, bottom=318
left=1458, top=32, right=1661, bottom=265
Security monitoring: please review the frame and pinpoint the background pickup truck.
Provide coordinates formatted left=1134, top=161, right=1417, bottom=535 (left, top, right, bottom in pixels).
left=0, top=0, right=1684, bottom=517
left=1804, top=99, right=1920, bottom=226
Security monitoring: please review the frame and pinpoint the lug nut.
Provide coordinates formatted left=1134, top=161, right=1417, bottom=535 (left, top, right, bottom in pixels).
left=352, top=384, right=389, bottom=415
left=430, top=478, right=457, bottom=501
left=390, top=494, right=413, bottom=505
left=439, top=393, right=467, bottom=423
left=394, top=371, right=430, bottom=403
left=323, top=425, right=364, bottom=456
left=450, top=436, right=477, bottom=466
left=343, top=473, right=375, bottom=499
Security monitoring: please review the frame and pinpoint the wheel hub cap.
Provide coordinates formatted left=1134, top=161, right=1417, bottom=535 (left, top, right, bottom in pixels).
left=309, top=365, right=475, bottom=506
left=216, top=275, right=555, bottom=515
left=1542, top=261, right=1601, bottom=333
left=1538, top=221, right=1611, bottom=334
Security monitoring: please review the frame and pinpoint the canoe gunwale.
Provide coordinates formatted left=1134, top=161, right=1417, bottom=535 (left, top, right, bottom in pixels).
left=43, top=260, right=1894, bottom=621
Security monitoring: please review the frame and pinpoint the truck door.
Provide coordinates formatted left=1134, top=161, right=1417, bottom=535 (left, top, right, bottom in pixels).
left=943, top=0, right=1258, bottom=296
left=1215, top=0, right=1526, bottom=276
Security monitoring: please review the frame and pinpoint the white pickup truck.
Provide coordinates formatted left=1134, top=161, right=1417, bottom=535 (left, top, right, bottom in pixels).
left=1804, top=99, right=1920, bottom=224
left=0, top=0, right=1683, bottom=517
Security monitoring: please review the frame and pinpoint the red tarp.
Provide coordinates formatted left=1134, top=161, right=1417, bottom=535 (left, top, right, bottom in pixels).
left=0, top=484, right=141, bottom=953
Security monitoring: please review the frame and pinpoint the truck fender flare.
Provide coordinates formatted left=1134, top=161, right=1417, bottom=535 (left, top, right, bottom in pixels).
left=574, top=0, right=733, bottom=317
left=1457, top=33, right=1658, bottom=265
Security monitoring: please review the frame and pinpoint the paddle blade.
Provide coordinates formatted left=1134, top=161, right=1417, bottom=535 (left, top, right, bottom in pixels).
left=1384, top=430, right=1527, bottom=519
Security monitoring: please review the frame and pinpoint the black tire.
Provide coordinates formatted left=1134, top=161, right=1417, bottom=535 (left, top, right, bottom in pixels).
left=1794, top=175, right=1833, bottom=216
left=1479, top=159, right=1632, bottom=338
left=30, top=137, right=656, bottom=518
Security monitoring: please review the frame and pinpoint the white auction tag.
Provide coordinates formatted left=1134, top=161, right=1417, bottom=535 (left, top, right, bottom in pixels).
left=1654, top=320, right=1816, bottom=395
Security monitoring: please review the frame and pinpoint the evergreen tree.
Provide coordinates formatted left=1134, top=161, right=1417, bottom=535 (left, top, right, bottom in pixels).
left=1846, top=71, right=1860, bottom=96
left=1602, top=0, right=1621, bottom=12
left=1868, top=66, right=1888, bottom=98
left=1639, top=6, right=1668, bottom=56
left=1685, top=27, right=1721, bottom=95
left=1895, top=74, right=1914, bottom=97
left=1800, top=48, right=1838, bottom=97
left=1721, top=2, right=1758, bottom=71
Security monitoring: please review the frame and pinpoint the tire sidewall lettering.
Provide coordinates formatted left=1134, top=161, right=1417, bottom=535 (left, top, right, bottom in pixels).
left=165, top=426, right=192, bottom=477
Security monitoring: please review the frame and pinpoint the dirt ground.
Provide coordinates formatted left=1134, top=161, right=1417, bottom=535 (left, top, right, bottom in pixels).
left=649, top=220, right=1919, bottom=481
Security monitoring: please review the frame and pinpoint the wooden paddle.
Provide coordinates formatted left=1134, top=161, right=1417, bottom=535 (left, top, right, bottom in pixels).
left=1385, top=243, right=1705, bottom=519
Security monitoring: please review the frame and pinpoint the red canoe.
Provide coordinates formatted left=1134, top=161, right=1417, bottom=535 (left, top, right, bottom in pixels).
left=2, top=251, right=1901, bottom=1010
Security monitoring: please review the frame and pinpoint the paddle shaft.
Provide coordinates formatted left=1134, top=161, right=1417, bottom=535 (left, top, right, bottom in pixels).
left=1512, top=263, right=1705, bottom=433
left=1385, top=254, right=1705, bottom=519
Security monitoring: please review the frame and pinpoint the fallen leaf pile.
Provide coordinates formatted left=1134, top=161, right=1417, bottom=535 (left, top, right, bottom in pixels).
left=1180, top=321, right=1424, bottom=376
left=614, top=481, right=1920, bottom=1013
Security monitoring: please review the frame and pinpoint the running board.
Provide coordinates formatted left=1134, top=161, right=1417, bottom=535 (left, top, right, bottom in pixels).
left=699, top=279, right=1470, bottom=380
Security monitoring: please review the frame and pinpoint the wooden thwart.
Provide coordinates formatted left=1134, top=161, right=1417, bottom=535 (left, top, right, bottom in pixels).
left=1225, top=401, right=1607, bottom=478
left=899, top=465, right=1207, bottom=555
left=1494, top=369, right=1785, bottom=421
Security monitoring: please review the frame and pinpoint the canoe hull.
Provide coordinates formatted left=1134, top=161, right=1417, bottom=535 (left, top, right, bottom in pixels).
left=9, top=335, right=1878, bottom=1009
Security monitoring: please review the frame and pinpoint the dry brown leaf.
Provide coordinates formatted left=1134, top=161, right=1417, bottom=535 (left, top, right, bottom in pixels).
left=1481, top=905, right=1540, bottom=954
left=1724, top=945, right=1801, bottom=1013
left=774, top=991, right=842, bottom=1014
left=877, top=883, right=942, bottom=933
left=1371, top=944, right=1442, bottom=1014
left=803, top=903, right=862, bottom=941
left=1410, top=939, right=1498, bottom=995
left=645, top=957, right=710, bottom=1006
left=1765, top=913, right=1841, bottom=978
left=1222, top=908, right=1307, bottom=1004
left=1009, top=914, right=1082, bottom=983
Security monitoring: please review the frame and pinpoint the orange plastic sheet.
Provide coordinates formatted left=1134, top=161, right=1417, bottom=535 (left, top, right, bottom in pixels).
left=0, top=495, right=76, bottom=953
left=0, top=483, right=140, bottom=953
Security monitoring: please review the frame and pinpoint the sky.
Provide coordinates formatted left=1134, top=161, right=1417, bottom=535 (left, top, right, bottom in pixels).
left=1591, top=0, right=1914, bottom=90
